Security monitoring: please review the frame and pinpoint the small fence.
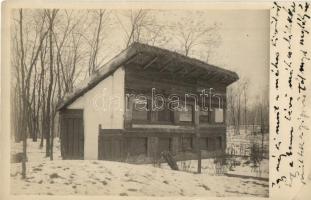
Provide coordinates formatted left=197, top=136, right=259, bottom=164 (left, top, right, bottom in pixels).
left=98, top=125, right=226, bottom=164
left=227, top=125, right=269, bottom=135
left=226, top=143, right=269, bottom=159
left=226, top=125, right=269, bottom=159
left=98, top=125, right=269, bottom=177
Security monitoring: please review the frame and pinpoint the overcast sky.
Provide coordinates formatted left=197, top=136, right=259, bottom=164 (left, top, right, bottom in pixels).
left=100, top=9, right=269, bottom=102
left=203, top=10, right=269, bottom=98
left=12, top=9, right=269, bottom=103
left=195, top=10, right=269, bottom=101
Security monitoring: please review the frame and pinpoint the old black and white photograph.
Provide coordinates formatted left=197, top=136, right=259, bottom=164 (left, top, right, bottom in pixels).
left=9, top=7, right=270, bottom=197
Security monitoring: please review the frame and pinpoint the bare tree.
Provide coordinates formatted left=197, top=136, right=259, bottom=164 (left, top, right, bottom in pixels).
left=53, top=10, right=86, bottom=96
left=11, top=25, right=22, bottom=143
left=259, top=86, right=269, bottom=157
left=227, top=87, right=236, bottom=128
left=236, top=86, right=242, bottom=133
left=12, top=9, right=49, bottom=178
left=115, top=9, right=165, bottom=48
left=39, top=34, right=48, bottom=148
left=86, top=9, right=108, bottom=75
left=49, top=10, right=87, bottom=159
left=171, top=17, right=220, bottom=57
left=53, top=10, right=75, bottom=99
left=18, top=9, right=27, bottom=179
left=243, top=81, right=248, bottom=125
left=10, top=9, right=114, bottom=166
left=228, top=83, right=242, bottom=134
left=44, top=9, right=58, bottom=158
left=227, top=79, right=251, bottom=135
left=242, top=80, right=249, bottom=128
left=116, top=9, right=147, bottom=48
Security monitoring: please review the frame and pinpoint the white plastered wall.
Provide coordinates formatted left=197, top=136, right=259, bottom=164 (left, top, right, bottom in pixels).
left=67, top=66, right=125, bottom=159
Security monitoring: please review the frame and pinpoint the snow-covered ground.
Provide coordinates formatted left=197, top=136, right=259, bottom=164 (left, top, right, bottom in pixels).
left=155, top=157, right=268, bottom=179
left=10, top=139, right=269, bottom=197
left=11, top=138, right=62, bottom=162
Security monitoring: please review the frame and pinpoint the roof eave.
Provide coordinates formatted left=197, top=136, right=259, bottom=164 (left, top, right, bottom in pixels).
left=57, top=42, right=240, bottom=110
left=57, top=44, right=139, bottom=111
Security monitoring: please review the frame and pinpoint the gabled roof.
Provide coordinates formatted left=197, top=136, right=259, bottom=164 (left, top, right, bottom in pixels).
left=57, top=42, right=239, bottom=110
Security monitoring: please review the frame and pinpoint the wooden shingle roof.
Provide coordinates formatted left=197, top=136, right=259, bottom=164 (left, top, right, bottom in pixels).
left=57, top=42, right=239, bottom=110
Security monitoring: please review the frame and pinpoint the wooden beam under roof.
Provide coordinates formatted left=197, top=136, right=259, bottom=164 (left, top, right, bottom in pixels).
left=219, top=75, right=230, bottom=83
left=183, top=68, right=197, bottom=77
left=174, top=66, right=186, bottom=74
left=125, top=53, right=140, bottom=65
left=217, top=73, right=232, bottom=83
left=205, top=71, right=219, bottom=82
left=159, top=59, right=173, bottom=72
left=222, top=76, right=236, bottom=84
left=204, top=71, right=216, bottom=80
left=142, top=56, right=158, bottom=70
left=196, top=70, right=208, bottom=79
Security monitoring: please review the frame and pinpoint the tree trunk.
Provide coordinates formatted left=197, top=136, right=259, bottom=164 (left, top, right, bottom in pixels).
left=39, top=37, right=46, bottom=149
left=244, top=92, right=247, bottom=132
left=260, top=105, right=264, bottom=159
left=45, top=9, right=57, bottom=157
left=50, top=114, right=55, bottom=160
left=19, top=9, right=27, bottom=179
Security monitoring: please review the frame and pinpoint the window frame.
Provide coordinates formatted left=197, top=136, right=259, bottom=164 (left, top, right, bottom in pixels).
left=131, top=96, right=151, bottom=124
left=178, top=102, right=195, bottom=125
left=131, top=96, right=175, bottom=125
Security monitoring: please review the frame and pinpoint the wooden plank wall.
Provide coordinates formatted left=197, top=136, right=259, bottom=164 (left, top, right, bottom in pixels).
left=124, top=66, right=228, bottom=129
left=98, top=127, right=226, bottom=162
left=97, top=64, right=228, bottom=162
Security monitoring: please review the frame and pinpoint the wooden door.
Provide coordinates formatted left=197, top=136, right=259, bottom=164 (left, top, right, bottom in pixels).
left=60, top=109, right=84, bottom=159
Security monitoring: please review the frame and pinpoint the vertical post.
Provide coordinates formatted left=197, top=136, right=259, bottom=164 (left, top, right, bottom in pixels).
left=98, top=124, right=102, bottom=133
left=98, top=124, right=102, bottom=160
left=147, top=137, right=159, bottom=162
left=195, top=126, right=202, bottom=174
left=195, top=105, right=201, bottom=173
left=124, top=95, right=133, bottom=129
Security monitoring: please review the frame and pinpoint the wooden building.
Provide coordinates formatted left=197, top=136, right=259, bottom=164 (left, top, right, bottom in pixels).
left=57, top=43, right=239, bottom=162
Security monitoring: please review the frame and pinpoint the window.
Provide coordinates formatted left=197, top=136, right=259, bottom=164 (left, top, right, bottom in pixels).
left=157, top=108, right=174, bottom=123
left=132, top=98, right=150, bottom=122
left=132, top=97, right=174, bottom=124
left=199, top=109, right=209, bottom=123
left=214, top=108, right=224, bottom=123
left=179, top=104, right=193, bottom=122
